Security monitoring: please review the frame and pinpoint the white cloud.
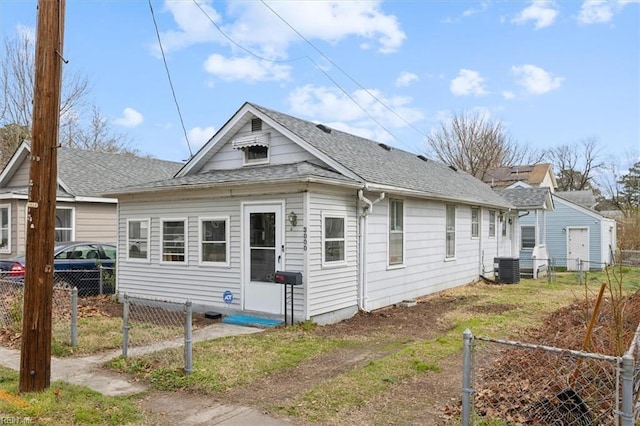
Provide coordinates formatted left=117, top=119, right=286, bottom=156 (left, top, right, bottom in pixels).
left=154, top=1, right=222, bottom=54
left=462, top=2, right=490, bottom=17
left=114, top=108, right=144, bottom=128
left=287, top=84, right=424, bottom=141
left=395, top=71, right=419, bottom=87
left=502, top=91, right=516, bottom=100
left=511, top=64, right=563, bottom=94
left=450, top=69, right=489, bottom=96
left=577, top=1, right=615, bottom=24
left=203, top=54, right=291, bottom=82
left=512, top=1, right=559, bottom=29
left=187, top=126, right=216, bottom=151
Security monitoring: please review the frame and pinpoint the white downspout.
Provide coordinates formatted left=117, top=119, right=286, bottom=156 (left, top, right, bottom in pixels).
left=358, top=189, right=385, bottom=312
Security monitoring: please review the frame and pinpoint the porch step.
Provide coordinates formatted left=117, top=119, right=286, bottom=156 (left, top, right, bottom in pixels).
left=222, top=315, right=283, bottom=328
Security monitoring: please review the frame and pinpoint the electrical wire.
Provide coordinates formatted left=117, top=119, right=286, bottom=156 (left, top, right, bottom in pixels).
left=192, top=0, right=417, bottom=153
left=148, top=0, right=193, bottom=159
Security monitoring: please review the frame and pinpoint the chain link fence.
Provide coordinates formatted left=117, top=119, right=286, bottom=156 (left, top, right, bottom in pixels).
left=120, top=293, right=193, bottom=374
left=0, top=276, right=79, bottom=348
left=462, top=325, right=640, bottom=425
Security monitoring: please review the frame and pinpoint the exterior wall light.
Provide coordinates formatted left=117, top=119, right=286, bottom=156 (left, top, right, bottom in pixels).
left=288, top=211, right=297, bottom=227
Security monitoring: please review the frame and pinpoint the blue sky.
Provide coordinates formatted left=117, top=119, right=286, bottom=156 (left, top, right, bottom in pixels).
left=1, top=0, right=638, bottom=167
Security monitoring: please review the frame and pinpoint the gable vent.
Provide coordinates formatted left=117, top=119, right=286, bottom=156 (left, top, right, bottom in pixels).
left=251, top=118, right=262, bottom=132
left=417, top=155, right=428, bottom=162
left=378, top=143, right=391, bottom=151
left=449, top=165, right=458, bottom=172
left=316, top=124, right=332, bottom=134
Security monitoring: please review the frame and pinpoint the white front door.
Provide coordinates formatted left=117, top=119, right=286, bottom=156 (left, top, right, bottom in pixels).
left=243, top=203, right=284, bottom=314
left=567, top=227, right=589, bottom=271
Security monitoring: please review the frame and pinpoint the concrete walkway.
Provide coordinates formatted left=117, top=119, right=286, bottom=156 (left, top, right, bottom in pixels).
left=0, top=323, right=289, bottom=425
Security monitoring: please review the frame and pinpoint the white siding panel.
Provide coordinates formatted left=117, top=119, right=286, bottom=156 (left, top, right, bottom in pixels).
left=365, top=198, right=483, bottom=311
left=6, top=160, right=30, bottom=187
left=306, top=189, right=358, bottom=317
left=202, top=122, right=319, bottom=171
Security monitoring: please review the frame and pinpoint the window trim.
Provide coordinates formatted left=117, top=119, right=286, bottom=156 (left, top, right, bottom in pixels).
left=322, top=213, right=347, bottom=267
left=388, top=199, right=405, bottom=268
left=126, top=218, right=150, bottom=262
left=521, top=225, right=536, bottom=250
left=160, top=218, right=188, bottom=264
left=55, top=206, right=75, bottom=242
left=242, top=145, right=270, bottom=165
left=471, top=207, right=480, bottom=239
left=488, top=210, right=496, bottom=238
left=445, top=204, right=456, bottom=260
left=0, top=204, right=10, bottom=254
left=199, top=216, right=230, bottom=267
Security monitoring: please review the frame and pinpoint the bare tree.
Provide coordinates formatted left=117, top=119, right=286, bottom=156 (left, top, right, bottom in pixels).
left=547, top=137, right=604, bottom=191
left=0, top=30, right=138, bottom=167
left=425, top=111, right=544, bottom=180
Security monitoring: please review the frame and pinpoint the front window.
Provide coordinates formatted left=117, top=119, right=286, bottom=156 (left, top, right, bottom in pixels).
left=389, top=199, right=404, bottom=265
left=127, top=219, right=149, bottom=260
left=162, top=219, right=186, bottom=263
left=446, top=205, right=456, bottom=259
left=0, top=205, right=9, bottom=253
left=323, top=215, right=345, bottom=264
left=55, top=207, right=73, bottom=242
left=489, top=210, right=496, bottom=238
left=200, top=218, right=228, bottom=264
left=471, top=207, right=479, bottom=238
left=521, top=226, right=536, bottom=250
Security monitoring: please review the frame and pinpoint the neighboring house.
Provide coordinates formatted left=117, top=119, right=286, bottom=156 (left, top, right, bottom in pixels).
left=487, top=163, right=616, bottom=272
left=0, top=142, right=183, bottom=258
left=497, top=187, right=554, bottom=278
left=106, top=102, right=519, bottom=324
left=482, top=163, right=557, bottom=191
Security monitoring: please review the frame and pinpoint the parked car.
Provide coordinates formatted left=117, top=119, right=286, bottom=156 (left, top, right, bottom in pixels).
left=0, top=241, right=116, bottom=296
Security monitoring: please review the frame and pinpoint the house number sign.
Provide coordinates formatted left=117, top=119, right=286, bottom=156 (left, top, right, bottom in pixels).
left=303, top=227, right=307, bottom=251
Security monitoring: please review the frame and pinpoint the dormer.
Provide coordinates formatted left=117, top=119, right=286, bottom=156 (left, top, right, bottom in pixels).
left=232, top=118, right=270, bottom=166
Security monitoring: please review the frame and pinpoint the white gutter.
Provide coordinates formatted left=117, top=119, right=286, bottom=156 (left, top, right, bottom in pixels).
left=357, top=189, right=385, bottom=312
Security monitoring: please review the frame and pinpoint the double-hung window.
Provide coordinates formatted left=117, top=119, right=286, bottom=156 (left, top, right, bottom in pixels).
left=446, top=205, right=456, bottom=259
left=489, top=210, right=496, bottom=238
left=200, top=217, right=228, bottom=265
left=521, top=226, right=536, bottom=250
left=127, top=219, right=149, bottom=260
left=0, top=205, right=9, bottom=253
left=471, top=207, right=479, bottom=238
left=389, top=199, right=404, bottom=266
left=55, top=207, right=73, bottom=242
left=162, top=219, right=186, bottom=263
left=323, top=215, right=345, bottom=265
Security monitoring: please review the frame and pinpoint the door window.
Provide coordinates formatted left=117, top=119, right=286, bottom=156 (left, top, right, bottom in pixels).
left=250, top=212, right=276, bottom=281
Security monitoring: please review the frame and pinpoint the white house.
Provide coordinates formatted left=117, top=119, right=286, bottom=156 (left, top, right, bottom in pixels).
left=107, top=103, right=518, bottom=324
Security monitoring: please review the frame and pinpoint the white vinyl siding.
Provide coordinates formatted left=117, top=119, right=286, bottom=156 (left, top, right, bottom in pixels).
left=199, top=217, right=229, bottom=266
left=446, top=205, right=456, bottom=259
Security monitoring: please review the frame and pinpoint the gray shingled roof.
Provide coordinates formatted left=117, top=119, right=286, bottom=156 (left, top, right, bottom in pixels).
left=555, top=190, right=597, bottom=209
left=251, top=103, right=512, bottom=208
left=105, top=161, right=359, bottom=194
left=56, top=147, right=183, bottom=197
left=496, top=187, right=552, bottom=209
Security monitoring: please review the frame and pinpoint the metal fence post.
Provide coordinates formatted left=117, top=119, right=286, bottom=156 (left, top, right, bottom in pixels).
left=70, top=287, right=78, bottom=347
left=122, top=293, right=130, bottom=357
left=462, top=329, right=474, bottom=426
left=620, top=354, right=634, bottom=426
left=578, top=258, right=583, bottom=285
left=99, top=265, right=104, bottom=295
left=184, top=299, right=193, bottom=375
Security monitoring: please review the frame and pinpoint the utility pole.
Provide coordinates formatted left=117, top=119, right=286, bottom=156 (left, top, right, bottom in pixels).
left=19, top=0, right=65, bottom=393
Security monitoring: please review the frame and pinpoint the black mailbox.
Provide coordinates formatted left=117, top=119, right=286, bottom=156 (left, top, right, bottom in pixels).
left=275, top=271, right=303, bottom=285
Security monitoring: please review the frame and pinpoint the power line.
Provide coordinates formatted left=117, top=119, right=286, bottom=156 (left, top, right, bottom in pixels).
left=192, top=0, right=417, bottom=153
left=259, top=0, right=429, bottom=142
left=148, top=0, right=193, bottom=159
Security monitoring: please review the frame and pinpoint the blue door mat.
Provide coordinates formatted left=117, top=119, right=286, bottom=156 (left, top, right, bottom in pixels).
left=222, top=315, right=283, bottom=328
